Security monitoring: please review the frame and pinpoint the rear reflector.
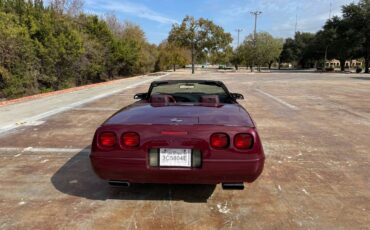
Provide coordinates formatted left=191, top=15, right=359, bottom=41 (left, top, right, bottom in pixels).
left=122, top=132, right=140, bottom=147
left=234, top=133, right=254, bottom=149
left=210, top=133, right=229, bottom=149
left=99, top=132, right=116, bottom=147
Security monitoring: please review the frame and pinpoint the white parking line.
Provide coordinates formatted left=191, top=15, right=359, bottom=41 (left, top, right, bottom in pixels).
left=0, top=147, right=90, bottom=154
left=256, top=89, right=299, bottom=110
left=70, top=107, right=119, bottom=111
left=0, top=74, right=168, bottom=134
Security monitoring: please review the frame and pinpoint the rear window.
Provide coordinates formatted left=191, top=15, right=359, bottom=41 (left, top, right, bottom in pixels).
left=150, top=82, right=232, bottom=103
left=151, top=83, right=225, bottom=94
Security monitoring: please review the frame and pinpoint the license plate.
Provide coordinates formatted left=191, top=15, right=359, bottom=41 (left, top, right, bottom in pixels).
left=159, top=148, right=191, bottom=167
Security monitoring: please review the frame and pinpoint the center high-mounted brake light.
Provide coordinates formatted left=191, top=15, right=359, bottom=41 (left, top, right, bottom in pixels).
left=210, top=133, right=229, bottom=149
left=122, top=132, right=140, bottom=147
left=99, top=132, right=116, bottom=148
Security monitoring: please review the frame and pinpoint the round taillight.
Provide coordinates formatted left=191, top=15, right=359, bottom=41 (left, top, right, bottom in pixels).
left=234, top=133, right=253, bottom=149
left=99, top=132, right=116, bottom=147
left=122, top=132, right=140, bottom=147
left=210, top=133, right=229, bottom=149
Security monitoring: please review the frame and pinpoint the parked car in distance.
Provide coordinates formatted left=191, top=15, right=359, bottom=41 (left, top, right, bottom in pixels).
left=90, top=80, right=265, bottom=190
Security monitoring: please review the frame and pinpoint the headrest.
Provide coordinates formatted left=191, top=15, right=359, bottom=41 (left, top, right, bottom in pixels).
left=150, top=94, right=174, bottom=104
left=200, top=95, right=220, bottom=105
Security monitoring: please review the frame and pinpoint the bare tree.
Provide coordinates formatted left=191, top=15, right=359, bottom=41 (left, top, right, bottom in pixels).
left=49, top=0, right=67, bottom=14
left=104, top=12, right=124, bottom=36
left=49, top=0, right=84, bottom=16
left=66, top=0, right=84, bottom=16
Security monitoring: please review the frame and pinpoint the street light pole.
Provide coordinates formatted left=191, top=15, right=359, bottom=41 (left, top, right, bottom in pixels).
left=250, top=11, right=262, bottom=72
left=235, top=29, right=243, bottom=47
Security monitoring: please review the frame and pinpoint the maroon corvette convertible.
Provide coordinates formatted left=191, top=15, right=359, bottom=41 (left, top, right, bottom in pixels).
left=90, top=80, right=265, bottom=189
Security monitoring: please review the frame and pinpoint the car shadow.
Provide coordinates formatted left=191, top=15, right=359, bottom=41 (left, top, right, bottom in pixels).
left=51, top=147, right=216, bottom=203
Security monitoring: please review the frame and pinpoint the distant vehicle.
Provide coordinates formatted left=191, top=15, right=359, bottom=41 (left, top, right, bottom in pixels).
left=90, top=80, right=265, bottom=190
left=218, top=65, right=233, bottom=70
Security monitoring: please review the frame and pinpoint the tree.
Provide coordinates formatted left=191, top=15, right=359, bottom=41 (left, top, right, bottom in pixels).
left=230, top=46, right=244, bottom=70
left=324, top=17, right=360, bottom=71
left=0, top=0, right=160, bottom=99
left=121, top=22, right=157, bottom=74
left=168, top=16, right=232, bottom=74
left=343, top=0, right=370, bottom=73
left=157, top=41, right=190, bottom=71
left=104, top=12, right=124, bottom=36
left=209, top=46, right=233, bottom=65
left=293, top=32, right=316, bottom=68
left=236, top=32, right=282, bottom=71
left=279, top=38, right=297, bottom=68
left=49, top=0, right=84, bottom=16
left=256, top=33, right=283, bottom=69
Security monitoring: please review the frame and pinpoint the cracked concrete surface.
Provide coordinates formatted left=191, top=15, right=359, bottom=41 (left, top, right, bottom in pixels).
left=0, top=70, right=369, bottom=229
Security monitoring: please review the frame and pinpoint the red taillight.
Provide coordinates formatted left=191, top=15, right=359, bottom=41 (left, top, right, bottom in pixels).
left=99, top=132, right=116, bottom=147
left=234, top=133, right=254, bottom=149
left=210, top=133, right=229, bottom=149
left=122, top=132, right=140, bottom=147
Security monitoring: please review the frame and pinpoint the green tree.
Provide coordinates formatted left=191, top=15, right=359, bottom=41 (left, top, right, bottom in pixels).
left=236, top=32, right=282, bottom=71
left=257, top=33, right=283, bottom=69
left=157, top=41, right=190, bottom=71
left=168, top=16, right=232, bottom=74
left=343, top=0, right=370, bottom=73
left=279, top=38, right=297, bottom=68
left=209, top=46, right=233, bottom=65
left=321, top=16, right=360, bottom=71
left=230, top=46, right=244, bottom=70
left=0, top=0, right=161, bottom=99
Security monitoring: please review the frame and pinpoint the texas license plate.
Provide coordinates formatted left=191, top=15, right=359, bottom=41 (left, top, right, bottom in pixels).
left=159, top=148, right=191, bottom=167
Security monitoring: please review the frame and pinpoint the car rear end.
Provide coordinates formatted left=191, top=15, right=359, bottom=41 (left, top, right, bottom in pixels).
left=90, top=124, right=265, bottom=186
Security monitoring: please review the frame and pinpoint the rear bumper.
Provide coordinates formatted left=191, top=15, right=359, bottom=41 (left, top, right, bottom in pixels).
left=90, top=156, right=265, bottom=184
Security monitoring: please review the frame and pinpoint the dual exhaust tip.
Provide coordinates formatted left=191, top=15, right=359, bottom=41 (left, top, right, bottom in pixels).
left=222, top=183, right=245, bottom=190
left=108, top=180, right=245, bottom=190
left=108, top=180, right=131, bottom=187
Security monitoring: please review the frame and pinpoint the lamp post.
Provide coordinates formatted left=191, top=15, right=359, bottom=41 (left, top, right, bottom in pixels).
left=250, top=11, right=262, bottom=72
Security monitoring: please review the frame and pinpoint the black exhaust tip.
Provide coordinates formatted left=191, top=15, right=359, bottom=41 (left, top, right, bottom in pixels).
left=108, top=180, right=130, bottom=187
left=222, top=183, right=245, bottom=190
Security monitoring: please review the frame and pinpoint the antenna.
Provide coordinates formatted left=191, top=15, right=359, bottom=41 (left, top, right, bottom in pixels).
left=329, top=0, right=332, bottom=19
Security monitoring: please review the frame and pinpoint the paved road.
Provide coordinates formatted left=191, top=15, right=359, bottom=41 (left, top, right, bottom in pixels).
left=0, top=71, right=369, bottom=229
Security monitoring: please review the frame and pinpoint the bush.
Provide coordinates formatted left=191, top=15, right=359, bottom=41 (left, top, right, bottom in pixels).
left=0, top=1, right=159, bottom=99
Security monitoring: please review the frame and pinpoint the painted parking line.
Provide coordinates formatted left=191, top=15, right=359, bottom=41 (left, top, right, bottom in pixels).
left=0, top=74, right=168, bottom=135
left=255, top=89, right=299, bottom=110
left=0, top=147, right=90, bottom=154
left=70, top=107, right=119, bottom=111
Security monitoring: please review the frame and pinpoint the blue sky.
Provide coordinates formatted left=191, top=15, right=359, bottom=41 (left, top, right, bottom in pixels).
left=84, top=0, right=358, bottom=45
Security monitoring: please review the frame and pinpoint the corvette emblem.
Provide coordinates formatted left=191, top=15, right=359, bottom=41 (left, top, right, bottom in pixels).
left=170, top=118, right=183, bottom=123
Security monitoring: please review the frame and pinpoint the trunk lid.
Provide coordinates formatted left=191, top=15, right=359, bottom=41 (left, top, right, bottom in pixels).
left=104, top=102, right=254, bottom=127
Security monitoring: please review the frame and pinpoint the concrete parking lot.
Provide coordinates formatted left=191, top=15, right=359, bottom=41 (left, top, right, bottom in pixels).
left=0, top=70, right=369, bottom=229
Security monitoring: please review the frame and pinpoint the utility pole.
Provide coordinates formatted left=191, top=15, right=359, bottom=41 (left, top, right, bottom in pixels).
left=235, top=29, right=243, bottom=47
left=294, top=5, right=298, bottom=35
left=294, top=13, right=298, bottom=34
left=250, top=11, right=262, bottom=72
left=324, top=1, right=332, bottom=71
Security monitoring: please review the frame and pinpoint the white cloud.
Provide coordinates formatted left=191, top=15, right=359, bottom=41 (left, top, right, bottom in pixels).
left=218, top=0, right=359, bottom=38
left=85, top=0, right=178, bottom=24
